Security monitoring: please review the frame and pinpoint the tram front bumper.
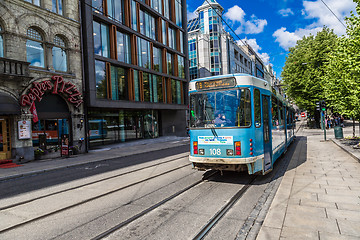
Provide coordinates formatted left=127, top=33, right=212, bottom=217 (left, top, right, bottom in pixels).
left=189, top=154, right=264, bottom=165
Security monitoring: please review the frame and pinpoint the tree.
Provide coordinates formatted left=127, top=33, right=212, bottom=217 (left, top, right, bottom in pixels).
left=324, top=1, right=360, bottom=136
left=281, top=28, right=338, bottom=114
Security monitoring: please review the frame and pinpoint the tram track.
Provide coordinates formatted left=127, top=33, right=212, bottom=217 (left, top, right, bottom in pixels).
left=0, top=159, right=194, bottom=234
left=0, top=153, right=189, bottom=211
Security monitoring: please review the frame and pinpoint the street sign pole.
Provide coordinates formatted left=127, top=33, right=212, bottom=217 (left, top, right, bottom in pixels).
left=321, top=111, right=326, bottom=141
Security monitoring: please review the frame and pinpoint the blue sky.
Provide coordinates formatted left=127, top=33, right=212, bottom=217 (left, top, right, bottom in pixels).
left=187, top=0, right=357, bottom=79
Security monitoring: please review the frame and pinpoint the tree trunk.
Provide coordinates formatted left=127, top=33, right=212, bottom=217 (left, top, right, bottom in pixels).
left=353, top=118, right=355, bottom=137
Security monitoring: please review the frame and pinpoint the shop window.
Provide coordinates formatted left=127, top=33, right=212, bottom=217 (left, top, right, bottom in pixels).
left=107, top=0, right=123, bottom=23
left=110, top=65, right=128, bottom=100
left=137, top=37, right=151, bottom=69
left=153, top=46, right=162, bottom=72
left=52, top=0, right=63, bottom=15
left=53, top=35, right=67, bottom=72
left=0, top=25, right=3, bottom=58
left=93, top=21, right=110, bottom=58
left=116, top=31, right=131, bottom=63
left=32, top=119, right=69, bottom=148
left=26, top=27, right=45, bottom=68
left=95, top=60, right=107, bottom=99
left=25, top=0, right=40, bottom=6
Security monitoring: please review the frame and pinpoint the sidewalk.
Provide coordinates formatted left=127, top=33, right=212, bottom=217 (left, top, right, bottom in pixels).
left=257, top=127, right=360, bottom=239
left=0, top=136, right=190, bottom=181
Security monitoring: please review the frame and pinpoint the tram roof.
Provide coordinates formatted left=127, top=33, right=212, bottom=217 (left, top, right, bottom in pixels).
left=189, top=74, right=271, bottom=92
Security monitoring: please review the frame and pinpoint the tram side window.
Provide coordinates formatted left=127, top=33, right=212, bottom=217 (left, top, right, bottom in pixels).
left=254, top=89, right=261, bottom=127
left=272, top=97, right=279, bottom=126
left=236, top=88, right=251, bottom=127
left=279, top=104, right=284, bottom=126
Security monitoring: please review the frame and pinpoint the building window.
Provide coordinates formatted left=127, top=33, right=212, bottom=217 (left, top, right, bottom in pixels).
left=155, top=75, right=163, bottom=103
left=131, top=0, right=137, bottom=31
left=166, top=52, right=173, bottom=75
left=171, top=79, right=181, bottom=104
left=52, top=0, right=63, bottom=15
left=0, top=25, right=3, bottom=58
left=93, top=21, right=110, bottom=58
left=95, top=60, right=107, bottom=99
left=175, top=0, right=182, bottom=27
left=161, top=19, right=167, bottom=45
left=92, top=0, right=103, bottom=13
left=178, top=55, right=185, bottom=78
left=143, top=72, right=152, bottom=102
left=53, top=35, right=67, bottom=72
left=153, top=46, right=162, bottom=72
left=116, top=31, right=131, bottom=64
left=25, top=0, right=40, bottom=6
left=110, top=65, right=128, bottom=100
left=151, top=0, right=162, bottom=14
left=168, top=27, right=176, bottom=49
left=26, top=27, right=45, bottom=68
left=134, top=70, right=140, bottom=101
left=107, top=0, right=123, bottom=23
left=163, top=0, right=169, bottom=19
left=137, top=37, right=151, bottom=69
left=139, top=10, right=156, bottom=40
left=179, top=31, right=184, bottom=53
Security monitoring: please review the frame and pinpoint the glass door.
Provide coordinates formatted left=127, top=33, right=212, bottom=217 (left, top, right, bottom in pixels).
left=0, top=118, right=11, bottom=160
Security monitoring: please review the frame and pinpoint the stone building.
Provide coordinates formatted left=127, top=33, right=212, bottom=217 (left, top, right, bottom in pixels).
left=0, top=0, right=84, bottom=162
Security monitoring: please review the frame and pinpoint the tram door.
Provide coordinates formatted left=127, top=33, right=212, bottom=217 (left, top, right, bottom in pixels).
left=0, top=118, right=11, bottom=160
left=262, top=95, right=272, bottom=173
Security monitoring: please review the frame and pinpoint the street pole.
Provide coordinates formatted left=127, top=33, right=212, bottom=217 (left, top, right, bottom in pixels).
left=322, top=111, right=326, bottom=141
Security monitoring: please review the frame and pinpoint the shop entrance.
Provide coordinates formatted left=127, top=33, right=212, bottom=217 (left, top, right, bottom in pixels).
left=0, top=118, right=11, bottom=160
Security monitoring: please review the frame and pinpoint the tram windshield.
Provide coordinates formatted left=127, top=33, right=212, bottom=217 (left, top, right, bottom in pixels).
left=190, top=88, right=251, bottom=128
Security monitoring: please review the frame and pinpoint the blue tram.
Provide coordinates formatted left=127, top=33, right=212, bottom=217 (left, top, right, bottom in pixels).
left=189, top=74, right=295, bottom=175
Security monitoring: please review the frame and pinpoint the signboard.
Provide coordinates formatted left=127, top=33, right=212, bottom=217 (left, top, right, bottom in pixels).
left=195, top=78, right=236, bottom=90
left=61, top=134, right=69, bottom=156
left=18, top=120, right=31, bottom=139
left=198, top=136, right=233, bottom=145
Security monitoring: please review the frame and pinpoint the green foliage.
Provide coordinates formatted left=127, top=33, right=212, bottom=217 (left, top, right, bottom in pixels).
left=323, top=1, right=360, bottom=120
left=281, top=27, right=338, bottom=112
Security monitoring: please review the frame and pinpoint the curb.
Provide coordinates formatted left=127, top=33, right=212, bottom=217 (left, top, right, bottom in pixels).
left=0, top=140, right=190, bottom=182
left=331, top=138, right=360, bottom=163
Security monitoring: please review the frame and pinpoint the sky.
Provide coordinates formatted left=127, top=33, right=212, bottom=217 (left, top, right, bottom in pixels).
left=187, top=0, right=357, bottom=79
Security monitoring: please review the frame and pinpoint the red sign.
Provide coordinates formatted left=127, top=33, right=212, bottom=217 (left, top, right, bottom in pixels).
left=29, top=101, right=38, bottom=122
left=20, top=76, right=83, bottom=108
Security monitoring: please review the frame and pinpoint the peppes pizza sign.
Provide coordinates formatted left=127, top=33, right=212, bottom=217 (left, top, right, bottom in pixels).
left=20, top=76, right=83, bottom=108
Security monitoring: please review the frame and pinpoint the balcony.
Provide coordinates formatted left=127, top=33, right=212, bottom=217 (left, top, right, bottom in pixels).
left=0, top=57, right=31, bottom=80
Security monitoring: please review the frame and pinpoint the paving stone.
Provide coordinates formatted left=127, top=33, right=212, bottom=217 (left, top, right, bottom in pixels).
left=286, top=204, right=326, bottom=218
left=319, top=231, right=360, bottom=240
left=326, top=208, right=360, bottom=222
left=318, top=193, right=360, bottom=205
left=256, top=226, right=281, bottom=240
left=280, top=226, right=318, bottom=239
left=300, top=199, right=337, bottom=209
left=336, top=203, right=360, bottom=211
left=337, top=219, right=360, bottom=237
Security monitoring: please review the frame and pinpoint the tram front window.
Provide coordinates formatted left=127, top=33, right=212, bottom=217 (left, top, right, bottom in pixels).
left=190, top=88, right=251, bottom=128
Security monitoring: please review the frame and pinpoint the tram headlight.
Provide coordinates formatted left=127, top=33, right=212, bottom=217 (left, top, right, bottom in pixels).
left=199, top=149, right=205, bottom=155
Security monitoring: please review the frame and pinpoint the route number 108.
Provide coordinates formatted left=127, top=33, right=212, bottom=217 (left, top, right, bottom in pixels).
left=209, top=148, right=221, bottom=155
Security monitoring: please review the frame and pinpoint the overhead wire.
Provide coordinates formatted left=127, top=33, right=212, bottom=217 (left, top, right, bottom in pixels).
left=320, top=0, right=347, bottom=29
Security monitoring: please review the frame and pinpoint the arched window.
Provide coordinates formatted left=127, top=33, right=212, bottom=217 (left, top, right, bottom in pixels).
left=53, top=35, right=67, bottom=72
left=0, top=25, right=3, bottom=57
left=26, top=27, right=45, bottom=67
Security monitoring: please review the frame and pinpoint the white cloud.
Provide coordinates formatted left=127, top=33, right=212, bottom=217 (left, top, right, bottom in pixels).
left=187, top=5, right=197, bottom=20
left=273, top=0, right=356, bottom=50
left=278, top=8, right=294, bottom=17
left=224, top=5, right=246, bottom=23
left=224, top=5, right=267, bottom=35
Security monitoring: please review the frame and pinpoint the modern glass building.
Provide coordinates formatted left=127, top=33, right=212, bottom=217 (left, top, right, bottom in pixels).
left=187, top=0, right=263, bottom=80
left=81, top=0, right=189, bottom=147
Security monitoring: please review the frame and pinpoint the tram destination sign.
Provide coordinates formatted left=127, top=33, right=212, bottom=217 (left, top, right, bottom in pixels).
left=195, top=78, right=236, bottom=90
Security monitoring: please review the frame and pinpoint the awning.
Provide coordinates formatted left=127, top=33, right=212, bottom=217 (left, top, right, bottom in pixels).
left=0, top=93, right=21, bottom=115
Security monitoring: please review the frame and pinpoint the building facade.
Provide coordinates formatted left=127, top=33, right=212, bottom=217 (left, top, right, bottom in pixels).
left=187, top=0, right=265, bottom=80
left=0, top=0, right=84, bottom=161
left=80, top=0, right=189, bottom=148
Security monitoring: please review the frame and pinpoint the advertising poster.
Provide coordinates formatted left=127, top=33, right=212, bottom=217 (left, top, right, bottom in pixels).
left=61, top=134, right=69, bottom=156
left=18, top=120, right=31, bottom=140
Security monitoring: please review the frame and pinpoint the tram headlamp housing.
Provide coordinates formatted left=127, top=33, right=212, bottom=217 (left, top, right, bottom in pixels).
left=199, top=149, right=205, bottom=155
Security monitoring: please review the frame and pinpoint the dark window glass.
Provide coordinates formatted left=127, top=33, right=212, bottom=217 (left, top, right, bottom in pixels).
left=108, top=0, right=123, bottom=22
left=254, top=89, right=261, bottom=127
left=110, top=65, right=128, bottom=100
left=95, top=60, right=107, bottom=99
left=272, top=96, right=279, bottom=126
left=93, top=21, right=110, bottom=58
left=137, top=37, right=151, bottom=69
left=52, top=0, right=63, bottom=15
left=153, top=47, right=162, bottom=72
left=117, top=31, right=130, bottom=63
left=92, top=0, right=103, bottom=12
left=167, top=52, right=173, bottom=74
left=143, top=72, right=152, bottom=102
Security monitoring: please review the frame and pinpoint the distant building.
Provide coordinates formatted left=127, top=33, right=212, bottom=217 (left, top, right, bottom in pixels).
left=187, top=0, right=260, bottom=80
left=0, top=0, right=84, bottom=161
left=80, top=0, right=189, bottom=148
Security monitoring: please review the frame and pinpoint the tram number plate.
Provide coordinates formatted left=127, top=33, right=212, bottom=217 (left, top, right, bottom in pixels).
left=209, top=148, right=221, bottom=155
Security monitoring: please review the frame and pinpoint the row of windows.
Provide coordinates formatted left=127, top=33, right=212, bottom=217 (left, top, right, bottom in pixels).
left=25, top=0, right=64, bottom=15
left=92, top=0, right=184, bottom=31
left=93, top=21, right=185, bottom=78
left=95, top=60, right=184, bottom=104
left=0, top=25, right=3, bottom=58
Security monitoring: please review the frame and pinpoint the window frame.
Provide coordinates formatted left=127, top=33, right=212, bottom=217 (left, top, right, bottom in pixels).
left=26, top=27, right=45, bottom=68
